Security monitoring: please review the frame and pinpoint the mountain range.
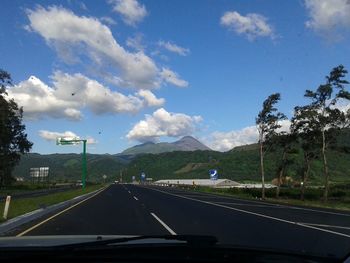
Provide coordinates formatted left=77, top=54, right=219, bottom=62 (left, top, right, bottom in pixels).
left=11, top=130, right=350, bottom=184
left=120, top=136, right=211, bottom=155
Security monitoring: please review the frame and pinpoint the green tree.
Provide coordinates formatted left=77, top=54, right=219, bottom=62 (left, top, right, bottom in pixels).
left=256, top=93, right=286, bottom=199
left=268, top=132, right=295, bottom=198
left=0, top=69, right=33, bottom=186
left=302, top=65, right=350, bottom=202
left=291, top=106, right=320, bottom=200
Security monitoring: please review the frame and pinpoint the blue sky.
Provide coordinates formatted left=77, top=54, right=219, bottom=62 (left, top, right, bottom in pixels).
left=1, top=0, right=350, bottom=154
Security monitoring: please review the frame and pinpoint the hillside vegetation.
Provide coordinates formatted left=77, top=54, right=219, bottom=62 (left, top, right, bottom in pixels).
left=120, top=136, right=210, bottom=155
left=12, top=153, right=126, bottom=183
left=12, top=130, right=350, bottom=185
left=124, top=147, right=350, bottom=185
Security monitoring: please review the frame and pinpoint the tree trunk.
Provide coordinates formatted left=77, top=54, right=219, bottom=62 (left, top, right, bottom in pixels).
left=260, top=140, right=265, bottom=200
left=300, top=155, right=310, bottom=201
left=322, top=130, right=329, bottom=202
left=0, top=170, right=3, bottom=188
left=276, top=150, right=286, bottom=199
left=276, top=167, right=283, bottom=199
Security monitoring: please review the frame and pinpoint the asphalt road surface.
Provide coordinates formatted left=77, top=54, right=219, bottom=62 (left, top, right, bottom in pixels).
left=9, top=184, right=350, bottom=258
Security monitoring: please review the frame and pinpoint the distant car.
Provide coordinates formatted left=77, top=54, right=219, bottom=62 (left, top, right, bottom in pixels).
left=114, top=180, right=119, bottom=184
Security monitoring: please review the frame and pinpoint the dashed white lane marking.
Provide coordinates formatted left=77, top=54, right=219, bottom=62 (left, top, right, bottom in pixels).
left=133, top=196, right=139, bottom=201
left=144, top=187, right=350, bottom=239
left=150, top=212, right=176, bottom=235
left=128, top=191, right=131, bottom=194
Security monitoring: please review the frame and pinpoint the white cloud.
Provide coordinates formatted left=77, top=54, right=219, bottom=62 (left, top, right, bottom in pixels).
left=7, top=72, right=165, bottom=120
left=305, top=0, right=350, bottom=39
left=109, top=0, right=147, bottom=26
left=86, top=136, right=98, bottom=144
left=39, top=130, right=78, bottom=141
left=26, top=6, right=187, bottom=90
left=158, top=41, right=190, bottom=56
left=126, top=108, right=202, bottom=142
left=100, top=16, right=117, bottom=25
left=277, top=119, right=292, bottom=133
left=126, top=33, right=145, bottom=51
left=220, top=11, right=275, bottom=40
left=208, top=126, right=258, bottom=152
left=137, top=89, right=165, bottom=107
left=39, top=130, right=97, bottom=144
left=160, top=68, right=188, bottom=88
left=335, top=99, right=350, bottom=112
left=79, top=2, right=88, bottom=11
left=7, top=75, right=83, bottom=120
left=26, top=6, right=158, bottom=89
left=207, top=120, right=291, bottom=152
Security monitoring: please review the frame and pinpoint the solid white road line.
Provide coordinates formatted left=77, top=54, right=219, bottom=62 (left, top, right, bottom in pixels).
left=215, top=202, right=285, bottom=208
left=300, top=223, right=350, bottom=230
left=150, top=212, right=176, bottom=235
left=133, top=196, right=139, bottom=201
left=286, top=206, right=350, bottom=217
left=144, top=186, right=350, bottom=239
left=16, top=186, right=109, bottom=237
left=163, top=188, right=350, bottom=217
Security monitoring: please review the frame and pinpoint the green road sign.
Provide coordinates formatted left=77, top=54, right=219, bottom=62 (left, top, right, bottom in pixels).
left=56, top=137, right=80, bottom=145
left=56, top=137, right=88, bottom=189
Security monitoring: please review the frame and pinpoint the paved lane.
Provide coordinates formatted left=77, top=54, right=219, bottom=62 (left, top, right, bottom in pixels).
left=15, top=185, right=169, bottom=236
left=128, top=184, right=350, bottom=258
left=142, top=185, right=350, bottom=235
left=11, top=184, right=350, bottom=258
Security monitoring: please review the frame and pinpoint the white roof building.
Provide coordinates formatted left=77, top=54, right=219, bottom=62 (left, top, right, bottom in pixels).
left=154, top=179, right=276, bottom=189
left=154, top=179, right=240, bottom=188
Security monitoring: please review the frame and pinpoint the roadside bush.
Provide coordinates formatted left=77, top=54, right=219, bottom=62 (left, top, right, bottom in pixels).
left=181, top=184, right=350, bottom=202
left=330, top=190, right=347, bottom=199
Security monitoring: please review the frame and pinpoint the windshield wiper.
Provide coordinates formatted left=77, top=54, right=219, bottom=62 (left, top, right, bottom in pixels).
left=57, top=235, right=218, bottom=249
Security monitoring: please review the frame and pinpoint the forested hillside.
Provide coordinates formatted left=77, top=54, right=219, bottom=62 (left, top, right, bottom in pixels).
left=13, top=129, right=350, bottom=184
left=12, top=153, right=127, bottom=182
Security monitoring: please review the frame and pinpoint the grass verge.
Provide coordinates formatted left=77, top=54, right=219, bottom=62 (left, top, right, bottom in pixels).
left=181, top=185, right=350, bottom=211
left=0, top=184, right=104, bottom=223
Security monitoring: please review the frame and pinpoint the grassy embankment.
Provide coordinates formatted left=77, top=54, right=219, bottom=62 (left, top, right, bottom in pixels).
left=0, top=184, right=104, bottom=223
left=0, top=183, right=60, bottom=196
left=183, top=184, right=350, bottom=211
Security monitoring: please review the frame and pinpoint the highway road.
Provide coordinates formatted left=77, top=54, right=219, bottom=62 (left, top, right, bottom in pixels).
left=8, top=184, right=350, bottom=258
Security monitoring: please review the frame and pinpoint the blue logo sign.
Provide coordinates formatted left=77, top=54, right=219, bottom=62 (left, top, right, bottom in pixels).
left=140, top=172, right=146, bottom=181
left=209, top=169, right=218, bottom=180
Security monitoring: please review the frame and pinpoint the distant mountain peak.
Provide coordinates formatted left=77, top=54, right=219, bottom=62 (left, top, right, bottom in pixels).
left=121, top=136, right=211, bottom=155
left=179, top=135, right=196, bottom=140
left=140, top=141, right=155, bottom=145
left=177, top=136, right=203, bottom=143
left=173, top=135, right=211, bottom=151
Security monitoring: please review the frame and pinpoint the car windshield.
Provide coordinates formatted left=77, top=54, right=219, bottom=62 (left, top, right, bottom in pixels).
left=1, top=0, right=350, bottom=261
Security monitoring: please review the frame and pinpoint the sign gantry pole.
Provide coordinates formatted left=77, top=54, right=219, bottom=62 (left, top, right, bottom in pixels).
left=82, top=139, right=87, bottom=189
left=56, top=137, right=87, bottom=189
